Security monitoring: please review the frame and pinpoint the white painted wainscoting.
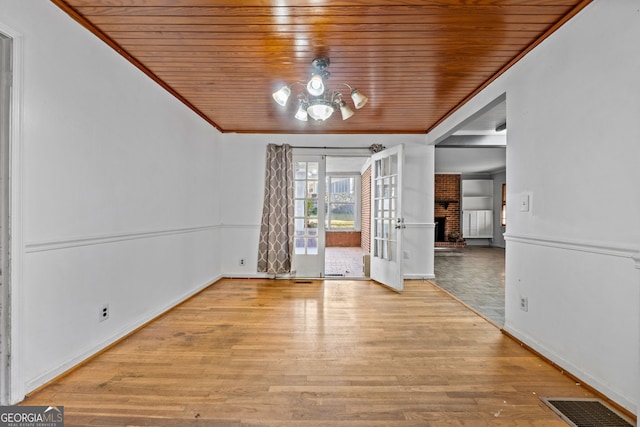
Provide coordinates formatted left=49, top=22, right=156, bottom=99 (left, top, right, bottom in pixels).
left=504, top=233, right=640, bottom=414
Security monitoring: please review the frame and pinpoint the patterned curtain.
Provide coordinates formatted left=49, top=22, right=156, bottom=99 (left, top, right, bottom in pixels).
left=257, top=144, right=295, bottom=274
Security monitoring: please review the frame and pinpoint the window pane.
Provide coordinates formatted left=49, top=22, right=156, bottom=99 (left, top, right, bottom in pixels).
left=380, top=158, right=387, bottom=176
left=329, top=203, right=354, bottom=229
left=295, top=162, right=306, bottom=179
left=307, top=162, right=318, bottom=179
left=294, top=238, right=305, bottom=255
left=307, top=238, right=318, bottom=255
left=390, top=154, right=398, bottom=175
left=330, top=177, right=355, bottom=202
left=295, top=181, right=305, bottom=198
left=306, top=199, right=318, bottom=218
left=307, top=181, right=319, bottom=198
left=294, top=200, right=305, bottom=217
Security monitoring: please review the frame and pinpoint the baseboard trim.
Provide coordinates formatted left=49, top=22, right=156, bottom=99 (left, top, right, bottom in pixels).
left=404, top=274, right=436, bottom=280
left=501, top=328, right=637, bottom=422
left=224, top=273, right=273, bottom=279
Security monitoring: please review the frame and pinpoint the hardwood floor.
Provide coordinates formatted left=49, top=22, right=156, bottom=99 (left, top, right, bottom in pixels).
left=21, top=279, right=594, bottom=426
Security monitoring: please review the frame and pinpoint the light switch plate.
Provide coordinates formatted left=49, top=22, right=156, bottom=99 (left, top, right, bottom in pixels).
left=520, top=194, right=530, bottom=212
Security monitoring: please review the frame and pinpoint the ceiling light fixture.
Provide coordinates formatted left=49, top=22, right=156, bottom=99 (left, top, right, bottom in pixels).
left=272, top=57, right=368, bottom=122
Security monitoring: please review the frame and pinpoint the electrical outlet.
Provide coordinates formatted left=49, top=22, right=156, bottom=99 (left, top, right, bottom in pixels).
left=239, top=258, right=245, bottom=266
left=100, top=304, right=109, bottom=322
left=519, top=296, right=528, bottom=312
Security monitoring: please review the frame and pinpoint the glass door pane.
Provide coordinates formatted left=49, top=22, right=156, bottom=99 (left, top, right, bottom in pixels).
left=292, top=156, right=325, bottom=276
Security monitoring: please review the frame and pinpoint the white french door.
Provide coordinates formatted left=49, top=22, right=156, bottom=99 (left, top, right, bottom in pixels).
left=292, top=155, right=326, bottom=277
left=370, top=145, right=404, bottom=291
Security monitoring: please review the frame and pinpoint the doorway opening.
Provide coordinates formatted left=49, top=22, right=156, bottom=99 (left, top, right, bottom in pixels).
left=324, top=156, right=369, bottom=278
left=432, top=94, right=507, bottom=325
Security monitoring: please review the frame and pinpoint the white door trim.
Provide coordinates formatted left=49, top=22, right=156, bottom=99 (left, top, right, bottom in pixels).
left=0, top=21, right=25, bottom=404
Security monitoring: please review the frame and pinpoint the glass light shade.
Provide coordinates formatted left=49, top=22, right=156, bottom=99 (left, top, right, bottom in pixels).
left=350, top=89, right=368, bottom=109
left=294, top=102, right=308, bottom=121
left=306, top=74, right=325, bottom=97
left=272, top=86, right=291, bottom=106
left=339, top=101, right=354, bottom=120
left=307, top=100, right=335, bottom=121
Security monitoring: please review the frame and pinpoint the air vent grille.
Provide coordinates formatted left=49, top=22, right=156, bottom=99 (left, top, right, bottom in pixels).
left=541, top=398, right=635, bottom=427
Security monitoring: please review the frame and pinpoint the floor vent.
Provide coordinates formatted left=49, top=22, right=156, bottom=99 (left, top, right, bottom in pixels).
left=541, top=398, right=635, bottom=427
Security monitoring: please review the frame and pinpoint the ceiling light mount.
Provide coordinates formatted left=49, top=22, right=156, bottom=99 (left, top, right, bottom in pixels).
left=311, top=57, right=331, bottom=79
left=272, top=57, right=368, bottom=122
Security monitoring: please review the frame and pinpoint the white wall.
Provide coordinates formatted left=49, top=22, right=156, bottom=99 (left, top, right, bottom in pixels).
left=219, top=134, right=434, bottom=279
left=428, top=0, right=640, bottom=414
left=492, top=170, right=506, bottom=248
left=402, top=143, right=435, bottom=279
left=2, top=1, right=223, bottom=402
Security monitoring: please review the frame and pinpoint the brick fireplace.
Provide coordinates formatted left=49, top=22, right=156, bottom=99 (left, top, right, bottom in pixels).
left=434, top=174, right=466, bottom=247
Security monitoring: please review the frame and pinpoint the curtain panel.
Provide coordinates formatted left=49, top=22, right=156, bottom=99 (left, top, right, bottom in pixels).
left=257, top=144, right=295, bottom=274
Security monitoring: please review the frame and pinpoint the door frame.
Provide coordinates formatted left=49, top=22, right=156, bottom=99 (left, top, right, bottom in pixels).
left=0, top=23, right=25, bottom=404
left=324, top=160, right=366, bottom=278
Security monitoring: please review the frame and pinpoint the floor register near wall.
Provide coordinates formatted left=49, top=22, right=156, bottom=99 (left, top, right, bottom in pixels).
left=541, top=398, right=635, bottom=427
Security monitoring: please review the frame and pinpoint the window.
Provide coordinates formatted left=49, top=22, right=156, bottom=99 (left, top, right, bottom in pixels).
left=501, top=183, right=507, bottom=227
left=325, top=175, right=360, bottom=230
left=294, top=161, right=320, bottom=254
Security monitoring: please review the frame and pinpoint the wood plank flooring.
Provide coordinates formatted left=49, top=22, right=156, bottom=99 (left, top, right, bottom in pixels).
left=21, top=279, right=594, bottom=426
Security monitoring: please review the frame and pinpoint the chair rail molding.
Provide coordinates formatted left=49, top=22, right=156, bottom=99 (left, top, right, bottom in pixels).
left=25, top=224, right=222, bottom=253
left=504, top=233, right=639, bottom=261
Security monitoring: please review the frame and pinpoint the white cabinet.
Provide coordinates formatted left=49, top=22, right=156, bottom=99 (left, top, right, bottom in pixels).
left=462, top=180, right=494, bottom=239
left=462, top=210, right=493, bottom=238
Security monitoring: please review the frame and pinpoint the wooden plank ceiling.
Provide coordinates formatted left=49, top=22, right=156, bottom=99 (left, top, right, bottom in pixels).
left=52, top=0, right=591, bottom=134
